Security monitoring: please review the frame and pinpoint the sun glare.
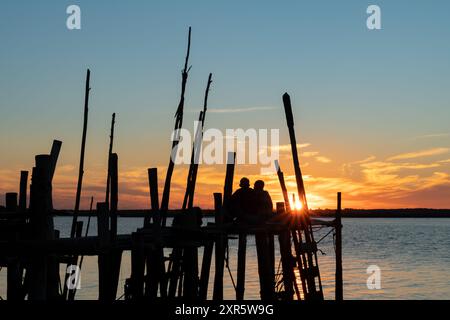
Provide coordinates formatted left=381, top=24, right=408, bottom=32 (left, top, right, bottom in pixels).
left=294, top=199, right=303, bottom=211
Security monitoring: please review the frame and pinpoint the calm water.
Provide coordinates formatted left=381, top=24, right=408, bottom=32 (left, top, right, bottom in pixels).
left=1, top=218, right=450, bottom=300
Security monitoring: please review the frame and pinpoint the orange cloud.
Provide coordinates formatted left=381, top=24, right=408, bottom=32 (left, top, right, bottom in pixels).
left=387, top=148, right=449, bottom=161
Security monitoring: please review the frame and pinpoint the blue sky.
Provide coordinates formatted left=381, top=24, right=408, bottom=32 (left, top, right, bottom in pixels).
left=1, top=1, right=450, bottom=208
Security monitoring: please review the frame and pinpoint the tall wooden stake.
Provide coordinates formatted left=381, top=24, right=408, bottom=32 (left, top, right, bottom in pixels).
left=335, top=192, right=343, bottom=301
left=110, top=153, right=118, bottom=241
left=160, top=27, right=192, bottom=227
left=19, top=170, right=28, bottom=211
left=71, top=69, right=91, bottom=238
left=105, top=113, right=116, bottom=205
left=282, top=92, right=323, bottom=299
left=183, top=73, right=213, bottom=209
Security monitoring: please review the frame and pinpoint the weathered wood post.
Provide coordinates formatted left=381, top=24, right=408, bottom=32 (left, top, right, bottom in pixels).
left=145, top=168, right=165, bottom=298
left=199, top=235, right=214, bottom=300
left=276, top=202, right=296, bottom=300
left=71, top=68, right=91, bottom=238
left=255, top=230, right=274, bottom=300
left=19, top=171, right=28, bottom=211
left=105, top=113, right=116, bottom=205
left=212, top=192, right=224, bottom=300
left=130, top=232, right=145, bottom=300
left=160, top=27, right=192, bottom=227
left=335, top=192, right=343, bottom=301
left=213, top=152, right=235, bottom=300
left=49, top=140, right=62, bottom=181
left=107, top=153, right=122, bottom=301
left=28, top=155, right=54, bottom=300
left=282, top=93, right=323, bottom=299
left=97, top=202, right=110, bottom=301
left=7, top=258, right=22, bottom=300
left=110, top=153, right=118, bottom=241
left=97, top=202, right=110, bottom=249
left=146, top=168, right=160, bottom=227
left=67, top=221, right=84, bottom=300
left=236, top=233, right=247, bottom=300
left=5, top=193, right=18, bottom=211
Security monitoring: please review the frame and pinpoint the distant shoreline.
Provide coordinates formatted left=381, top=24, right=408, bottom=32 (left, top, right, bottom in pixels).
left=50, top=208, right=450, bottom=218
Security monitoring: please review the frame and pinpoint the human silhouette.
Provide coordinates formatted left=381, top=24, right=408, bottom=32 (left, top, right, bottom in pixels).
left=254, top=180, right=273, bottom=222
left=229, top=177, right=256, bottom=224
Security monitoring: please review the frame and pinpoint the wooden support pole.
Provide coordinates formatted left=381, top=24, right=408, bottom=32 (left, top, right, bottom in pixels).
left=97, top=202, right=110, bottom=249
left=182, top=239, right=199, bottom=299
left=146, top=168, right=160, bottom=226
left=160, top=27, right=192, bottom=227
left=66, top=221, right=83, bottom=300
left=213, top=152, right=235, bottom=300
left=144, top=168, right=166, bottom=298
left=5, top=193, right=18, bottom=212
left=97, top=202, right=114, bottom=301
left=275, top=160, right=306, bottom=298
left=130, top=232, right=145, bottom=300
left=110, top=153, right=118, bottom=242
left=49, top=139, right=62, bottom=182
left=335, top=192, right=343, bottom=301
left=70, top=196, right=94, bottom=300
left=223, top=152, right=236, bottom=206
left=282, top=93, right=323, bottom=299
left=183, top=73, right=213, bottom=210
left=276, top=202, right=296, bottom=300
left=19, top=170, right=28, bottom=211
left=199, top=239, right=213, bottom=300
left=28, top=155, right=54, bottom=300
left=255, top=231, right=275, bottom=300
left=7, top=258, right=22, bottom=301
left=105, top=113, right=116, bottom=205
left=236, top=233, right=247, bottom=300
left=71, top=68, right=91, bottom=239
left=212, top=192, right=224, bottom=300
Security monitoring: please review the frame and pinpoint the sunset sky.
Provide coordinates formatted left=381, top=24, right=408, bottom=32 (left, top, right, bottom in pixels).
left=1, top=0, right=450, bottom=209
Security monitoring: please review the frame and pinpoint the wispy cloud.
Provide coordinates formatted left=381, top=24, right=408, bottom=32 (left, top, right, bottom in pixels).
left=415, top=133, right=450, bottom=139
left=302, top=151, right=319, bottom=157
left=315, top=156, right=332, bottom=163
left=207, top=106, right=276, bottom=114
left=387, top=148, right=449, bottom=161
